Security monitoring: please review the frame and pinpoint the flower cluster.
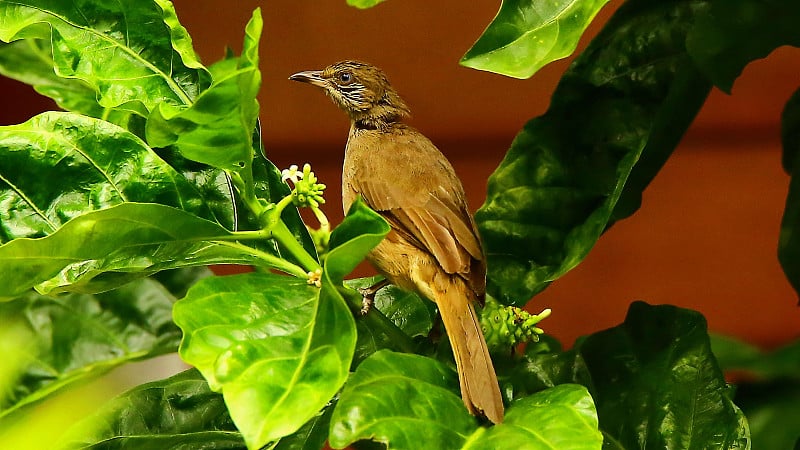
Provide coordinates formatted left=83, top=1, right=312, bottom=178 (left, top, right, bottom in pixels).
left=480, top=296, right=551, bottom=350
left=282, top=163, right=326, bottom=208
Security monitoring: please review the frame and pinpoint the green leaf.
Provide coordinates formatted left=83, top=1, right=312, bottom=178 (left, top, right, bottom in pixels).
left=577, top=301, right=750, bottom=449
left=460, top=0, right=611, bottom=79
left=780, top=88, right=800, bottom=297
left=0, top=40, right=134, bottom=129
left=59, top=369, right=246, bottom=450
left=0, top=277, right=181, bottom=420
left=329, top=350, right=475, bottom=450
left=346, top=0, right=387, bottom=9
left=0, top=0, right=210, bottom=116
left=0, top=112, right=220, bottom=242
left=466, top=384, right=602, bottom=450
left=145, top=9, right=262, bottom=171
left=273, top=398, right=336, bottom=450
left=331, top=351, right=602, bottom=450
left=686, top=0, right=800, bottom=93
left=346, top=276, right=436, bottom=364
left=476, top=0, right=712, bottom=305
left=174, top=272, right=353, bottom=450
left=173, top=200, right=385, bottom=449
left=0, top=203, right=273, bottom=298
left=495, top=340, right=593, bottom=402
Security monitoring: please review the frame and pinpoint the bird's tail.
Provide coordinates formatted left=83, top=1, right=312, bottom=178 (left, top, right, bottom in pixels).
left=434, top=278, right=504, bottom=424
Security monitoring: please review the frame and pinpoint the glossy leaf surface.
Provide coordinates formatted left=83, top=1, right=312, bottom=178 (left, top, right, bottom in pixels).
left=0, top=0, right=210, bottom=115
left=780, top=88, right=800, bottom=297
left=329, top=350, right=474, bottom=449
left=174, top=273, right=351, bottom=450
left=0, top=203, right=267, bottom=298
left=174, top=201, right=386, bottom=449
left=467, top=384, right=602, bottom=450
left=0, top=277, right=181, bottom=419
left=60, top=369, right=245, bottom=450
left=346, top=276, right=436, bottom=364
left=0, top=112, right=217, bottom=243
left=146, top=9, right=262, bottom=171
left=686, top=0, right=800, bottom=93
left=0, top=40, right=133, bottom=128
left=477, top=0, right=712, bottom=304
left=577, top=302, right=750, bottom=449
left=330, top=351, right=602, bottom=450
left=461, top=0, right=611, bottom=79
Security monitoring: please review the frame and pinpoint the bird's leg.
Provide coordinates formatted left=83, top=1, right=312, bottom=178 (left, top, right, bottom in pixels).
left=358, top=278, right=389, bottom=315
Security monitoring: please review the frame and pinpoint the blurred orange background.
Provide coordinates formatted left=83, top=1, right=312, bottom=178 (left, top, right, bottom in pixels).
left=2, top=0, right=799, bottom=349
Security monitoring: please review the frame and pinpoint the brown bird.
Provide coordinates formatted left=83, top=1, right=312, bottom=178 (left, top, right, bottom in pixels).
left=290, top=61, right=503, bottom=423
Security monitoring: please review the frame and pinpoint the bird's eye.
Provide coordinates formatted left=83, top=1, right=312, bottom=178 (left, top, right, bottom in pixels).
left=338, top=72, right=353, bottom=84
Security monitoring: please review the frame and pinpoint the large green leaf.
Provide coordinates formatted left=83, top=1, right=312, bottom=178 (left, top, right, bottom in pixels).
left=329, top=350, right=602, bottom=450
left=686, top=0, right=800, bottom=93
left=145, top=9, right=262, bottom=171
left=0, top=40, right=134, bottom=129
left=0, top=112, right=219, bottom=243
left=173, top=273, right=348, bottom=450
left=577, top=302, right=750, bottom=449
left=329, top=350, right=475, bottom=449
left=460, top=0, right=611, bottom=79
left=0, top=0, right=210, bottom=116
left=0, top=277, right=181, bottom=420
left=59, top=369, right=245, bottom=450
left=476, top=0, right=712, bottom=305
left=780, top=88, right=800, bottom=297
left=174, top=201, right=386, bottom=449
left=466, top=384, right=602, bottom=450
left=0, top=203, right=271, bottom=298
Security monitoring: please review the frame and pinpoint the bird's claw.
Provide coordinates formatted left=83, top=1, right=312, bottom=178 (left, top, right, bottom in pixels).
left=359, top=290, right=374, bottom=315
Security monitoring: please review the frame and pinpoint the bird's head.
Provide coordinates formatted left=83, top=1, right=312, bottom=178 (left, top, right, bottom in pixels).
left=290, top=60, right=409, bottom=128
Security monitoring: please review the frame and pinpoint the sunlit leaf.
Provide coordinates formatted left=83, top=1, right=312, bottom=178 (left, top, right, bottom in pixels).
left=0, top=0, right=210, bottom=116
left=476, top=0, right=712, bottom=304
left=330, top=351, right=602, bottom=450
left=0, top=277, right=181, bottom=419
left=329, top=350, right=475, bottom=450
left=174, top=201, right=385, bottom=449
left=467, top=384, right=602, bottom=449
left=461, top=0, right=611, bottom=79
left=145, top=9, right=262, bottom=171
left=0, top=40, right=134, bottom=129
left=174, top=273, right=346, bottom=450
left=0, top=203, right=270, bottom=298
left=0, top=112, right=220, bottom=243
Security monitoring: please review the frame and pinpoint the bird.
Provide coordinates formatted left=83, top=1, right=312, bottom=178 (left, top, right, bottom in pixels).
left=289, top=60, right=504, bottom=424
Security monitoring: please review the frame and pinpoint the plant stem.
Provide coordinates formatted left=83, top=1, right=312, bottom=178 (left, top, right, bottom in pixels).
left=271, top=220, right=321, bottom=272
left=214, top=241, right=308, bottom=278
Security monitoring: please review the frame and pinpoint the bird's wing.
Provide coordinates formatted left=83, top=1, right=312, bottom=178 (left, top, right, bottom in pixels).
left=352, top=130, right=483, bottom=278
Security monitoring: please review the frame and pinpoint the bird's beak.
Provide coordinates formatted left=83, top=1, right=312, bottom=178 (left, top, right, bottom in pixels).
left=289, top=70, right=326, bottom=88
